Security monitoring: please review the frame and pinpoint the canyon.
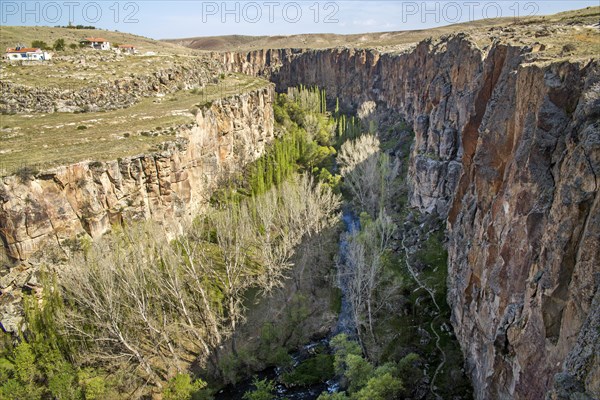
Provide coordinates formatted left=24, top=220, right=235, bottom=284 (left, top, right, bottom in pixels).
left=1, top=16, right=599, bottom=400
left=218, top=34, right=599, bottom=399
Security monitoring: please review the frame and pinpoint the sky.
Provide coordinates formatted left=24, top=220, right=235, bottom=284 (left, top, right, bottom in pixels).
left=1, top=1, right=598, bottom=39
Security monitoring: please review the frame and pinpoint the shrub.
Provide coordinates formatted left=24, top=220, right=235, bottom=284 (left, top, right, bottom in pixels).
left=77, top=125, right=87, bottom=130
left=282, top=354, right=334, bottom=386
left=31, top=40, right=49, bottom=50
left=242, top=378, right=275, bottom=400
left=53, top=39, right=66, bottom=51
left=163, top=374, right=206, bottom=400
left=69, top=43, right=78, bottom=50
left=15, top=165, right=39, bottom=183
left=562, top=43, right=576, bottom=54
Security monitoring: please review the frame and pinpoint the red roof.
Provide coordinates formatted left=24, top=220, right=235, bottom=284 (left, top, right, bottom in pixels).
left=5, top=47, right=42, bottom=53
left=84, top=37, right=108, bottom=43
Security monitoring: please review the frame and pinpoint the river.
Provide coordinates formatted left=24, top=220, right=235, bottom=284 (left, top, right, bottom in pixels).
left=214, top=208, right=360, bottom=399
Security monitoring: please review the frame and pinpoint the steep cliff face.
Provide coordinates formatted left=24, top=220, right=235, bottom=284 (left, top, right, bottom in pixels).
left=219, top=38, right=485, bottom=216
left=447, top=54, right=599, bottom=400
left=218, top=36, right=599, bottom=399
left=0, top=86, right=274, bottom=330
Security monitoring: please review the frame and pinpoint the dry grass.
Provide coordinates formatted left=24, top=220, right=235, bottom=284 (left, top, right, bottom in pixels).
left=164, top=18, right=513, bottom=51
left=0, top=74, right=269, bottom=175
left=166, top=6, right=600, bottom=57
left=0, top=25, right=207, bottom=89
left=0, top=53, right=212, bottom=89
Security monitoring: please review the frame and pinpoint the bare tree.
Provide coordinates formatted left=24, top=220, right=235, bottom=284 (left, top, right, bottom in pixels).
left=344, top=212, right=396, bottom=342
left=338, top=134, right=399, bottom=217
left=60, top=173, right=341, bottom=388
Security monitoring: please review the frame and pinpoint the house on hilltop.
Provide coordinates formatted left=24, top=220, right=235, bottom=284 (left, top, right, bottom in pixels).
left=4, top=46, right=52, bottom=62
left=117, top=44, right=137, bottom=55
left=81, top=37, right=111, bottom=50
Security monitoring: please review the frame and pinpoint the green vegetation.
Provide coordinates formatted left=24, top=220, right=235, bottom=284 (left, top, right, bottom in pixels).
left=0, top=276, right=113, bottom=400
left=316, top=334, right=418, bottom=400
left=53, top=38, right=66, bottom=51
left=30, top=40, right=49, bottom=50
left=2, top=83, right=343, bottom=397
left=163, top=374, right=207, bottom=400
left=282, top=354, right=335, bottom=386
left=211, top=86, right=345, bottom=206
left=243, top=378, right=276, bottom=400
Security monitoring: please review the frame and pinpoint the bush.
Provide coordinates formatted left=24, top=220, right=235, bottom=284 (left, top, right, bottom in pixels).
left=15, top=165, right=39, bottom=183
left=163, top=374, right=206, bottom=400
left=77, top=125, right=87, bottom=130
left=243, top=378, right=275, bottom=400
left=31, top=40, right=49, bottom=50
left=282, top=354, right=334, bottom=386
left=53, top=38, right=66, bottom=51
left=69, top=43, right=78, bottom=50
left=562, top=43, right=576, bottom=54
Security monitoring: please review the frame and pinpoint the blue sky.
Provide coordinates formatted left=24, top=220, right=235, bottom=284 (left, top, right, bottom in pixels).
left=1, top=1, right=597, bottom=39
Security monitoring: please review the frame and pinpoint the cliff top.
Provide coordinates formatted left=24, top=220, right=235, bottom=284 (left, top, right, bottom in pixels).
left=166, top=6, right=599, bottom=60
left=0, top=73, right=270, bottom=176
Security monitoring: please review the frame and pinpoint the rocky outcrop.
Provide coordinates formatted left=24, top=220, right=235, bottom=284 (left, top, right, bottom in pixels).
left=1, top=85, right=274, bottom=261
left=217, top=36, right=599, bottom=399
left=0, top=85, right=274, bottom=329
left=0, top=57, right=222, bottom=114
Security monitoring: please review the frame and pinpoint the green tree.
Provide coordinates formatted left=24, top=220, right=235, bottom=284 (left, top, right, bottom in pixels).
left=53, top=38, right=66, bottom=51
left=351, top=373, right=403, bottom=400
left=163, top=374, right=207, bottom=400
left=13, top=342, right=36, bottom=385
left=345, top=354, right=373, bottom=393
left=318, top=392, right=348, bottom=400
left=243, top=378, right=275, bottom=400
left=31, top=40, right=49, bottom=50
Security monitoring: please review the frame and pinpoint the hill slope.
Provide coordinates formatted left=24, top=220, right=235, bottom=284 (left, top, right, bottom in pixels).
left=163, top=6, right=599, bottom=51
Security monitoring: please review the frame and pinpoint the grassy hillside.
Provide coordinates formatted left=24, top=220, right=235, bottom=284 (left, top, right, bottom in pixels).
left=0, top=25, right=208, bottom=90
left=0, top=25, right=192, bottom=55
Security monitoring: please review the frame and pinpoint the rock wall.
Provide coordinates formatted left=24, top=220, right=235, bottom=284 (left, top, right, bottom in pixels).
left=0, top=57, right=221, bottom=114
left=217, top=36, right=599, bottom=399
left=0, top=86, right=274, bottom=330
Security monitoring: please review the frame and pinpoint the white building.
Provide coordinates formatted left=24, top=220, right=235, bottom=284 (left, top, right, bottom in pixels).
left=4, top=47, right=52, bottom=62
left=117, top=44, right=137, bottom=55
left=81, top=37, right=111, bottom=50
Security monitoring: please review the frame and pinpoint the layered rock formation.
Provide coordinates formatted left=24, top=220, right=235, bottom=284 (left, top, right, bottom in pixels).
left=0, top=57, right=221, bottom=114
left=217, top=36, right=599, bottom=399
left=0, top=86, right=274, bottom=329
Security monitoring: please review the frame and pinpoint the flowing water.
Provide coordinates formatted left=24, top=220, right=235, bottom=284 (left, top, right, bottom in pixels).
left=215, top=208, right=360, bottom=399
